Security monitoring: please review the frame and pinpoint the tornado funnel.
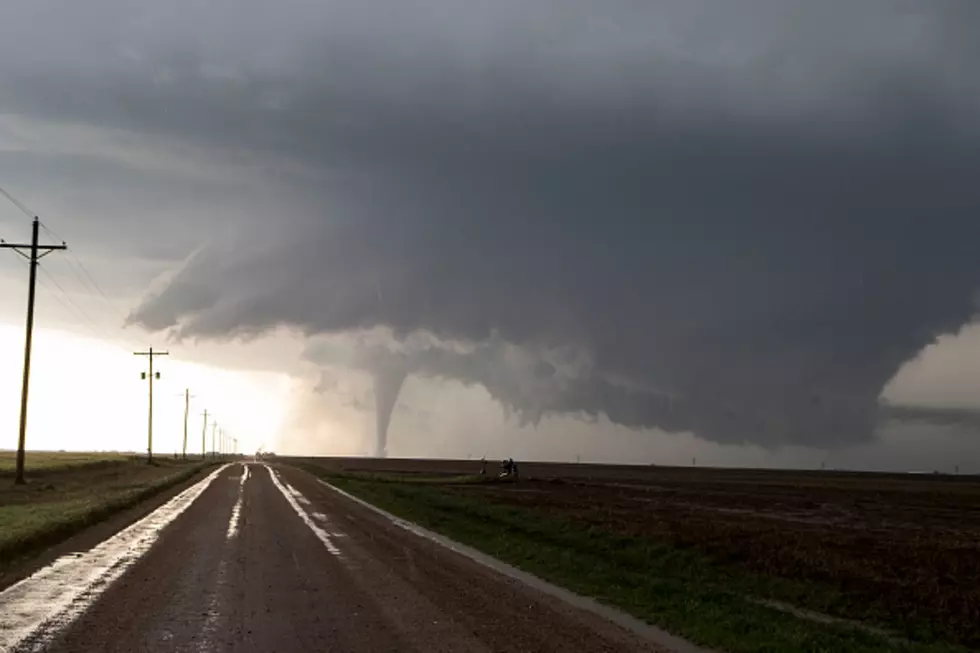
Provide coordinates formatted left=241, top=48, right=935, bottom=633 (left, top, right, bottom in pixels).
left=373, top=367, right=408, bottom=458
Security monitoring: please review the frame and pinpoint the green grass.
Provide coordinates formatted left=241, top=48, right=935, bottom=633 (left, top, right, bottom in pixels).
left=324, top=470, right=500, bottom=485
left=0, top=450, right=135, bottom=475
left=310, top=469, right=966, bottom=653
left=0, top=457, right=215, bottom=571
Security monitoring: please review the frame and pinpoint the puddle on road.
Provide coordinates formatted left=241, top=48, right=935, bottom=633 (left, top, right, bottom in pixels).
left=265, top=466, right=343, bottom=556
left=0, top=464, right=232, bottom=653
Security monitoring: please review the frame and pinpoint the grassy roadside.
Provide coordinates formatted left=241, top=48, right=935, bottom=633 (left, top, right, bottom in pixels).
left=0, top=459, right=216, bottom=571
left=0, top=451, right=131, bottom=474
left=309, top=469, right=967, bottom=653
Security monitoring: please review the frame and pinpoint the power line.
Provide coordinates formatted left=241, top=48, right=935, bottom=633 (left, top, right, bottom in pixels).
left=54, top=248, right=119, bottom=314
left=69, top=254, right=130, bottom=323
left=3, top=191, right=199, bottom=468
left=36, top=262, right=117, bottom=343
left=39, top=220, right=132, bottom=325
left=0, top=185, right=34, bottom=218
left=11, top=255, right=114, bottom=345
left=30, top=250, right=144, bottom=350
left=28, top=215, right=143, bottom=351
left=0, top=209, right=113, bottom=342
left=45, top=257, right=137, bottom=346
left=36, top=272, right=109, bottom=341
left=36, top=219, right=64, bottom=244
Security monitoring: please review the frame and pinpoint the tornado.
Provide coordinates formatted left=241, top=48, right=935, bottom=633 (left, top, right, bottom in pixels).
left=373, top=367, right=408, bottom=458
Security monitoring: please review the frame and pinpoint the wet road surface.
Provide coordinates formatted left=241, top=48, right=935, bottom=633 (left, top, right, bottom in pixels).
left=1, top=463, right=670, bottom=652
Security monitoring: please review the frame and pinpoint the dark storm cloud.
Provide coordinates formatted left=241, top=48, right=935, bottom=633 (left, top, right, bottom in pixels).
left=130, top=107, right=980, bottom=445
left=4, top=1, right=979, bottom=447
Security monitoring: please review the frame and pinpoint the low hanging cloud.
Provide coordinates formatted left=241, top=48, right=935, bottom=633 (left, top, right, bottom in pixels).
left=10, top=0, right=974, bottom=451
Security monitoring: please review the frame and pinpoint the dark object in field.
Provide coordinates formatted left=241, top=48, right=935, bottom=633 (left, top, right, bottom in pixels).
left=500, top=458, right=519, bottom=480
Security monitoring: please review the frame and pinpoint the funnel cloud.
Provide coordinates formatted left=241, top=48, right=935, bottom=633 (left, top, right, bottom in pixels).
left=373, top=366, right=408, bottom=458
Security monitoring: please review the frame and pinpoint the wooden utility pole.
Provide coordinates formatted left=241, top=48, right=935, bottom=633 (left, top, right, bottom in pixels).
left=182, top=389, right=190, bottom=460
left=211, top=420, right=218, bottom=459
left=134, top=347, right=169, bottom=464
left=0, top=217, right=66, bottom=484
left=177, top=389, right=195, bottom=460
left=201, top=409, right=209, bottom=459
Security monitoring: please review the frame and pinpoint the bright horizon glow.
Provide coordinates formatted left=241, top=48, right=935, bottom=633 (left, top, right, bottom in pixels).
left=1, top=319, right=978, bottom=472
left=0, top=324, right=291, bottom=457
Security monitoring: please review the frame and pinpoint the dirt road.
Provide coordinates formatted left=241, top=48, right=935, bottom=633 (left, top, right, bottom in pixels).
left=2, top=463, right=671, bottom=653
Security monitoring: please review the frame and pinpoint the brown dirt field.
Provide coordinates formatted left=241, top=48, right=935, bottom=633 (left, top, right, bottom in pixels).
left=293, top=456, right=980, bottom=646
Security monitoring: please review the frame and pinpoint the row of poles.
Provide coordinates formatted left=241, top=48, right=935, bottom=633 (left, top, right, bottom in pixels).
left=2, top=216, right=238, bottom=484
left=177, top=387, right=238, bottom=463
left=134, top=348, right=238, bottom=464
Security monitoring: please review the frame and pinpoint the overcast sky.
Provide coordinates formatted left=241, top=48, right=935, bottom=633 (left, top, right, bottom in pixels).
left=2, top=0, right=980, bottom=469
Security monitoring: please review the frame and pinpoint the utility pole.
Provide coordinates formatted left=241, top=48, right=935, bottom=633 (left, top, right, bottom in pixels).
left=183, top=389, right=190, bottom=460
left=177, top=389, right=195, bottom=460
left=0, top=217, right=66, bottom=485
left=134, top=347, right=169, bottom=464
left=211, top=420, right=218, bottom=459
left=201, top=409, right=209, bottom=459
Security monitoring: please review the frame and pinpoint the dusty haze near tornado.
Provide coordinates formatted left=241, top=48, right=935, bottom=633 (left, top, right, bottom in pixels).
left=3, top=1, right=979, bottom=460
